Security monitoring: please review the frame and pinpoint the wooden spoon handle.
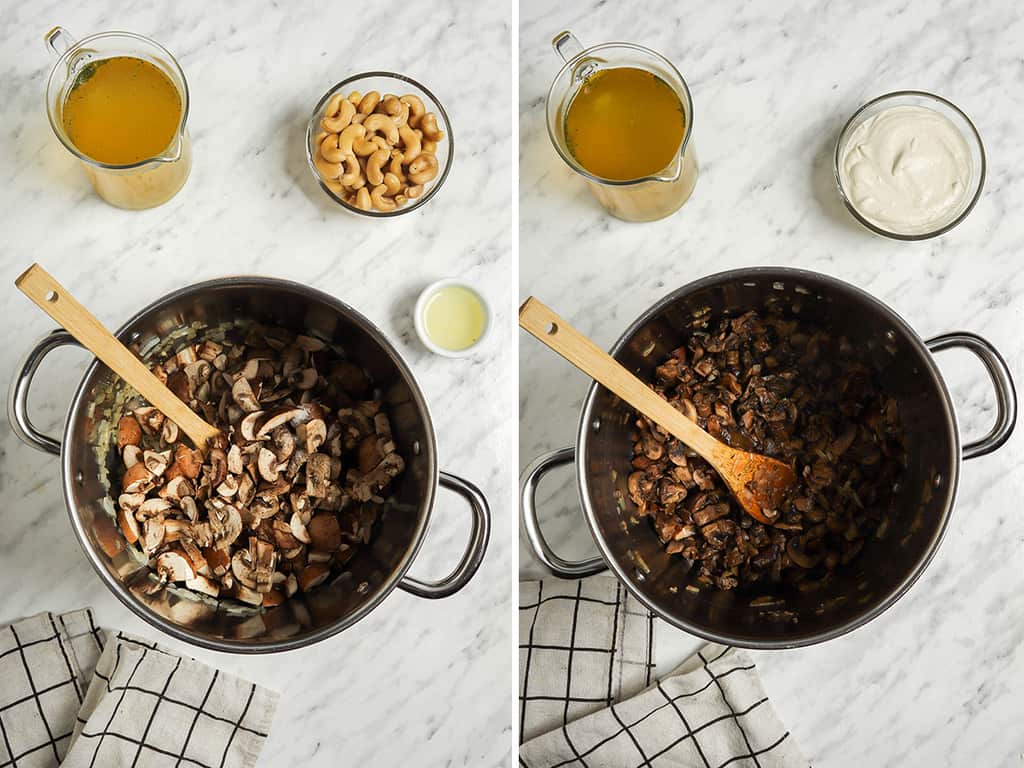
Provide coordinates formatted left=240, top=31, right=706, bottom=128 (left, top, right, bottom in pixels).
left=16, top=264, right=220, bottom=451
left=519, top=297, right=720, bottom=458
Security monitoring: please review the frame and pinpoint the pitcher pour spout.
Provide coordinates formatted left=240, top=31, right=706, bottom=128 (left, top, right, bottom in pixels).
left=653, top=153, right=684, bottom=184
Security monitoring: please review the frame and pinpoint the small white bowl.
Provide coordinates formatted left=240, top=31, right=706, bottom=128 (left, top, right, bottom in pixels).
left=413, top=278, right=491, bottom=358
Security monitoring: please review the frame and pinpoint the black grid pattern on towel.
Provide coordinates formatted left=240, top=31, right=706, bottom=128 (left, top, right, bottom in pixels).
left=519, top=578, right=656, bottom=744
left=520, top=646, right=802, bottom=768
left=0, top=610, right=104, bottom=768
left=72, top=632, right=271, bottom=768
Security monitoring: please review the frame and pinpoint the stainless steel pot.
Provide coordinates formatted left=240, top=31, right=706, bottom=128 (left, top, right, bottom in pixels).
left=9, top=277, right=490, bottom=653
left=522, top=267, right=1015, bottom=649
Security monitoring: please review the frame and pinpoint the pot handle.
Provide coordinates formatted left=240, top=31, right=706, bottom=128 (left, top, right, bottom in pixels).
left=398, top=471, right=491, bottom=599
left=8, top=330, right=81, bottom=456
left=521, top=446, right=607, bottom=578
left=926, top=332, right=1017, bottom=460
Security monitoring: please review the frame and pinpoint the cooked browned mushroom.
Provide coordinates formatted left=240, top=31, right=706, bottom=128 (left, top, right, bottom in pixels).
left=631, top=308, right=905, bottom=592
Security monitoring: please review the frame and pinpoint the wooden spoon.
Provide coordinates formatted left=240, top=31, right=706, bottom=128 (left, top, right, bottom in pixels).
left=16, top=264, right=222, bottom=453
left=519, top=297, right=796, bottom=525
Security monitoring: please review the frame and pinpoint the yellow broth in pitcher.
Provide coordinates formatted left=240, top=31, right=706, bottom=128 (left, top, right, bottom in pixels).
left=62, top=56, right=181, bottom=165
left=564, top=66, right=685, bottom=181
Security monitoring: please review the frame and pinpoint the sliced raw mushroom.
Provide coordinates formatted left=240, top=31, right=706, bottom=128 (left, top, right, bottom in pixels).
left=122, top=464, right=154, bottom=493
left=306, top=453, right=332, bottom=497
left=232, top=376, right=261, bottom=413
left=186, top=574, right=220, bottom=597
left=227, top=444, right=244, bottom=474
left=257, top=447, right=281, bottom=483
left=307, top=513, right=342, bottom=552
left=209, top=504, right=242, bottom=550
left=155, top=550, right=196, bottom=582
left=290, top=511, right=312, bottom=544
left=231, top=549, right=258, bottom=590
left=240, top=410, right=266, bottom=441
left=297, top=562, right=331, bottom=592
left=142, top=517, right=165, bottom=554
left=174, top=445, right=203, bottom=479
left=257, top=407, right=304, bottom=439
left=117, top=415, right=143, bottom=449
left=305, top=419, right=327, bottom=454
left=118, top=506, right=140, bottom=544
left=123, top=444, right=143, bottom=468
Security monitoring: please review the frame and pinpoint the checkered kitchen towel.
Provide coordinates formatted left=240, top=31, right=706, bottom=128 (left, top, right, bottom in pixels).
left=519, top=576, right=656, bottom=743
left=520, top=578, right=807, bottom=767
left=0, top=609, right=277, bottom=768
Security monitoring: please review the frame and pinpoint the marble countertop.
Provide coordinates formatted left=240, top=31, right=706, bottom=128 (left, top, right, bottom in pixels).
left=520, top=1, right=1024, bottom=766
left=0, top=4, right=516, bottom=767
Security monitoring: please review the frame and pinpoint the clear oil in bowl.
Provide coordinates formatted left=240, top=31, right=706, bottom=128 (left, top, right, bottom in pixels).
left=423, top=285, right=487, bottom=353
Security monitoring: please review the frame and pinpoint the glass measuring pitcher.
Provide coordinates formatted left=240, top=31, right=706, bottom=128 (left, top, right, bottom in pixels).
left=545, top=31, right=698, bottom=222
left=44, top=27, right=192, bottom=210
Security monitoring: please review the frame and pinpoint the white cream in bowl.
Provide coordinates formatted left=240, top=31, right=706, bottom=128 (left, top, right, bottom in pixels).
left=838, top=105, right=972, bottom=236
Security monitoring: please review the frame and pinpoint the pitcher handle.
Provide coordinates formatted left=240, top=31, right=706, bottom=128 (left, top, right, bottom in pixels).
left=552, top=30, right=585, bottom=63
left=925, top=332, right=1016, bottom=459
left=44, top=27, right=76, bottom=57
left=521, top=446, right=607, bottom=578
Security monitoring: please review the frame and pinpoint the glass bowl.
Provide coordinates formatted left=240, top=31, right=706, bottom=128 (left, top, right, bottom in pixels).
left=305, top=71, right=453, bottom=218
left=833, top=90, right=985, bottom=241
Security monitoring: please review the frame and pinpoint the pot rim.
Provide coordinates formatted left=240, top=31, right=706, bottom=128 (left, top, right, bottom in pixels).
left=59, top=275, right=438, bottom=653
left=575, top=266, right=961, bottom=649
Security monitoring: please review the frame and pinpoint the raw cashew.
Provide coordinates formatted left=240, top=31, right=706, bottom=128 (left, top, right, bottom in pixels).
left=397, top=125, right=421, bottom=163
left=383, top=172, right=402, bottom=196
left=419, top=113, right=444, bottom=142
left=354, top=137, right=382, bottom=156
left=395, top=193, right=408, bottom=206
left=313, top=152, right=342, bottom=180
left=391, top=101, right=410, bottom=127
left=322, top=100, right=356, bottom=133
left=324, top=92, right=346, bottom=118
left=352, top=113, right=367, bottom=125
left=369, top=184, right=397, bottom=212
left=337, top=123, right=367, bottom=155
left=380, top=95, right=402, bottom=116
left=340, top=155, right=361, bottom=186
left=401, top=94, right=426, bottom=128
left=354, top=187, right=372, bottom=210
left=357, top=91, right=381, bottom=114
left=422, top=139, right=438, bottom=154
left=366, top=148, right=390, bottom=187
left=325, top=179, right=345, bottom=196
left=389, top=150, right=405, bottom=182
left=407, top=153, right=438, bottom=185
left=362, top=114, right=399, bottom=145
left=314, top=131, right=329, bottom=147
left=320, top=134, right=346, bottom=164
left=347, top=91, right=362, bottom=105
left=406, top=184, right=424, bottom=199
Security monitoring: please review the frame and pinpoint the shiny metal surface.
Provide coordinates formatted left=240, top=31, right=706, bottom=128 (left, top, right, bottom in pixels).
left=523, top=267, right=1016, bottom=648
left=10, top=277, right=490, bottom=653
